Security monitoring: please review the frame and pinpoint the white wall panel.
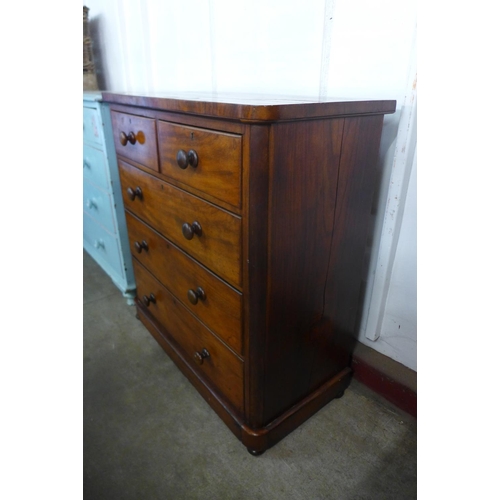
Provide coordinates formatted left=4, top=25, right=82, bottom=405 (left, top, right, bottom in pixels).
left=372, top=149, right=417, bottom=370
left=116, top=0, right=151, bottom=91
left=147, top=0, right=213, bottom=92
left=327, top=0, right=417, bottom=100
left=209, top=0, right=325, bottom=95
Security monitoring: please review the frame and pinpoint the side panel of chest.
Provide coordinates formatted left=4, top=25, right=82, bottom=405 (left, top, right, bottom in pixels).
left=244, top=118, right=344, bottom=425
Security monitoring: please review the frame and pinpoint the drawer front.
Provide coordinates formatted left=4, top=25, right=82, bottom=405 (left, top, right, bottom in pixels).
left=111, top=111, right=159, bottom=172
left=126, top=211, right=242, bottom=354
left=83, top=179, right=116, bottom=233
left=134, top=260, right=243, bottom=413
left=83, top=106, right=103, bottom=146
left=83, top=144, right=109, bottom=190
left=158, top=121, right=242, bottom=208
left=119, top=161, right=241, bottom=287
left=83, top=212, right=123, bottom=278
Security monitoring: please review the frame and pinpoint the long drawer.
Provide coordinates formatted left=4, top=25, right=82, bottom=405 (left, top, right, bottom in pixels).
left=119, top=160, right=242, bottom=288
left=126, top=211, right=243, bottom=354
left=133, top=260, right=244, bottom=413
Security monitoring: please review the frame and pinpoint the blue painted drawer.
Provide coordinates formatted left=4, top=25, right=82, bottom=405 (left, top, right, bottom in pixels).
left=83, top=212, right=123, bottom=279
left=83, top=179, right=116, bottom=233
left=83, top=106, right=103, bottom=146
left=83, top=144, right=109, bottom=191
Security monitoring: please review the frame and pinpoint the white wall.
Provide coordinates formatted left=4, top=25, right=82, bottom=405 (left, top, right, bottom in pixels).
left=84, top=0, right=417, bottom=371
left=371, top=149, right=417, bottom=371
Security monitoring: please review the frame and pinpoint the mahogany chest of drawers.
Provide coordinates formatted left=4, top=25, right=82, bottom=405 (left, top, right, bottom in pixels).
left=103, top=92, right=396, bottom=455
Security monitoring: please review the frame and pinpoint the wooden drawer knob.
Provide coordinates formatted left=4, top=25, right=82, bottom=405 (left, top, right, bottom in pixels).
left=134, top=240, right=149, bottom=253
left=194, top=348, right=210, bottom=365
left=142, top=293, right=156, bottom=307
left=119, top=131, right=137, bottom=146
left=176, top=149, right=188, bottom=169
left=177, top=149, right=198, bottom=169
left=127, top=186, right=143, bottom=201
left=182, top=221, right=202, bottom=240
left=187, top=287, right=206, bottom=305
left=187, top=149, right=198, bottom=168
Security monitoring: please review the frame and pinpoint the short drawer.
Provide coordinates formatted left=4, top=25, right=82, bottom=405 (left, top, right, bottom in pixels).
left=83, top=179, right=116, bottom=233
left=83, top=212, right=123, bottom=279
left=134, top=260, right=244, bottom=413
left=111, top=111, right=159, bottom=172
left=126, top=211, right=243, bottom=354
left=158, top=121, right=242, bottom=208
left=119, top=160, right=241, bottom=287
left=83, top=144, right=109, bottom=190
left=83, top=106, right=103, bottom=146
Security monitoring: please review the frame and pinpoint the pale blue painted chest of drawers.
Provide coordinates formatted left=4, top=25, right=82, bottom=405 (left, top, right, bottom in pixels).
left=83, top=92, right=136, bottom=303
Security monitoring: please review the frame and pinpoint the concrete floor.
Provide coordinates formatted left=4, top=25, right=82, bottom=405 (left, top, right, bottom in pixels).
left=83, top=251, right=417, bottom=500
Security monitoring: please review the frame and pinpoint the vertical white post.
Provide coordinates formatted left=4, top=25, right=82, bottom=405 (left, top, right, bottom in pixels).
left=319, top=0, right=337, bottom=99
left=361, top=27, right=417, bottom=342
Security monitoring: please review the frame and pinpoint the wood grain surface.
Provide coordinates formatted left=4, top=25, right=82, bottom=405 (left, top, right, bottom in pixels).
left=111, top=111, right=159, bottom=171
left=106, top=93, right=396, bottom=453
left=133, top=260, right=244, bottom=413
left=119, top=160, right=242, bottom=287
left=103, top=92, right=396, bottom=122
left=126, top=211, right=243, bottom=354
left=158, top=120, right=242, bottom=208
left=261, top=118, right=344, bottom=424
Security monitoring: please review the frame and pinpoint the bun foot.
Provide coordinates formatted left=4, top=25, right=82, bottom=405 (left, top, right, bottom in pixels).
left=247, top=448, right=265, bottom=456
left=334, top=389, right=345, bottom=399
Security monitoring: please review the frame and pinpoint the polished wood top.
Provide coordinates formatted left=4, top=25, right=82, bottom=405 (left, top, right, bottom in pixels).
left=102, top=91, right=396, bottom=122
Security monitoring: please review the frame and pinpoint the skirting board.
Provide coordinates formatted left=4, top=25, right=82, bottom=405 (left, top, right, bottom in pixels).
left=351, top=342, right=417, bottom=418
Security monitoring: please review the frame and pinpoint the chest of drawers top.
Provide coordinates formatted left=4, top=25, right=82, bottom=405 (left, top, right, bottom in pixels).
left=104, top=91, right=396, bottom=455
left=103, top=91, right=396, bottom=121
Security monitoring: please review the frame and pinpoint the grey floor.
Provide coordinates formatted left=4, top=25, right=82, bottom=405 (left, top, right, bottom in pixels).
left=83, top=251, right=417, bottom=500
